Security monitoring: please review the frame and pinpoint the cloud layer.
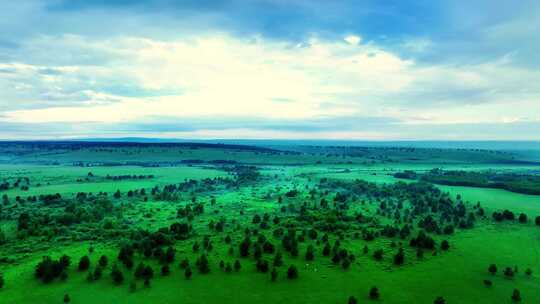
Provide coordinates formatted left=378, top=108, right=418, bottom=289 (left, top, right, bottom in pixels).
left=0, top=1, right=539, bottom=139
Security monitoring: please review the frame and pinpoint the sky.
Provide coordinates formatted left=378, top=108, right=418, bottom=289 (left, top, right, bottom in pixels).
left=1, top=0, right=540, bottom=140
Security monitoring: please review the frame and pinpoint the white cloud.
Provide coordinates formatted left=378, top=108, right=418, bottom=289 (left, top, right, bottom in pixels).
left=1, top=33, right=540, bottom=138
left=344, top=35, right=362, bottom=45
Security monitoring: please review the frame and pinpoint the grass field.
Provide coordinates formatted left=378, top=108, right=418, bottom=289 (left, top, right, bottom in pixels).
left=0, top=142, right=539, bottom=304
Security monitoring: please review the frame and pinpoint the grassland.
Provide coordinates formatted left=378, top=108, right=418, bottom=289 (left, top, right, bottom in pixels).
left=0, top=141, right=539, bottom=304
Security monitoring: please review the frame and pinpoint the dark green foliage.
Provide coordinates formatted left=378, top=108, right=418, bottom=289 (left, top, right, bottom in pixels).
left=63, top=294, right=70, bottom=303
left=363, top=245, right=369, bottom=254
left=410, top=231, right=435, bottom=250
left=93, top=266, right=103, bottom=280
left=78, top=255, right=90, bottom=271
left=162, top=246, right=175, bottom=264
left=393, top=170, right=417, bottom=179
left=234, top=260, right=241, bottom=272
left=143, top=266, right=154, bottom=280
left=348, top=296, right=358, bottom=304
left=373, top=249, right=383, bottom=261
left=196, top=254, right=210, bottom=274
left=512, top=289, right=521, bottom=302
left=287, top=265, right=298, bottom=279
left=184, top=266, right=192, bottom=279
left=256, top=259, right=269, bottom=273
left=111, top=264, right=124, bottom=285
left=225, top=262, right=232, bottom=273
left=98, top=255, right=108, bottom=268
left=192, top=241, right=200, bottom=252
left=393, top=248, right=405, bottom=265
left=179, top=258, right=189, bottom=269
left=59, top=255, right=71, bottom=269
left=341, top=258, right=351, bottom=269
left=273, top=252, right=283, bottom=267
left=488, top=264, right=497, bottom=275
left=417, top=170, right=540, bottom=195
left=433, top=296, right=446, bottom=304
left=161, top=265, right=170, bottom=276
left=129, top=281, right=137, bottom=293
left=322, top=243, right=331, bottom=256
left=305, top=245, right=315, bottom=261
left=239, top=238, right=250, bottom=257
left=369, top=286, right=380, bottom=299
left=35, top=255, right=70, bottom=283
left=271, top=268, right=278, bottom=281
left=440, top=240, right=450, bottom=251
left=493, top=210, right=516, bottom=222
left=504, top=267, right=515, bottom=278
left=0, top=273, right=4, bottom=289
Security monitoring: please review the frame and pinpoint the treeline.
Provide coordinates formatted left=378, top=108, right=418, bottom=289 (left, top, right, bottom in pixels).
left=394, top=169, right=540, bottom=195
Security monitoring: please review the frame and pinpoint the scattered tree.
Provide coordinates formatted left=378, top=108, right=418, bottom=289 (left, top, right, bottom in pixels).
left=78, top=255, right=90, bottom=271
left=511, top=289, right=521, bottom=302
left=287, top=265, right=298, bottom=279
left=369, top=286, right=380, bottom=299
left=185, top=267, right=192, bottom=279
left=488, top=264, right=497, bottom=275
left=433, top=296, right=446, bottom=304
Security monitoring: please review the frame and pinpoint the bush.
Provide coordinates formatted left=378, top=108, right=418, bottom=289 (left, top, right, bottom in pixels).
left=511, top=289, right=521, bottom=302
left=287, top=265, right=298, bottom=279
left=373, top=249, right=383, bottom=261
left=271, top=268, right=278, bottom=282
left=184, top=267, right=192, bottom=279
left=234, top=260, right=241, bottom=272
left=111, top=265, right=124, bottom=284
left=78, top=256, right=90, bottom=271
left=369, top=286, right=380, bottom=299
left=98, top=255, right=108, bottom=268
left=433, top=296, right=446, bottom=304
left=393, top=248, right=405, bottom=265
left=35, top=255, right=70, bottom=283
left=488, top=264, right=497, bottom=275
left=440, top=240, right=450, bottom=251
left=504, top=267, right=514, bottom=278
left=161, top=265, right=170, bottom=276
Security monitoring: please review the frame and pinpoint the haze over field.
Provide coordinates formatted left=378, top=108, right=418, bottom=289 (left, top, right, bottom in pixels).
left=1, top=1, right=540, bottom=140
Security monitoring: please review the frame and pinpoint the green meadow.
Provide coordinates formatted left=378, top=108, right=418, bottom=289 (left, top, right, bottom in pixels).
left=0, top=142, right=539, bottom=304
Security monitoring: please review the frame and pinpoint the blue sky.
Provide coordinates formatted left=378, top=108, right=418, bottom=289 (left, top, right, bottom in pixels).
left=1, top=0, right=539, bottom=140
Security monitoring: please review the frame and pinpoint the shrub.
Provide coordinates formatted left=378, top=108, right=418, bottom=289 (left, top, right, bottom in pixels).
left=287, top=265, right=298, bottom=279
left=440, top=240, right=450, bottom=251
left=488, top=264, right=497, bottom=275
left=184, top=267, right=192, bottom=279
left=433, top=296, right=446, bottom=304
left=511, top=289, right=521, bottom=302
left=98, top=255, right=108, bottom=268
left=369, top=286, right=380, bottom=299
left=78, top=256, right=90, bottom=271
